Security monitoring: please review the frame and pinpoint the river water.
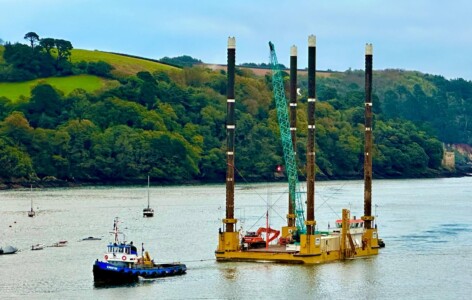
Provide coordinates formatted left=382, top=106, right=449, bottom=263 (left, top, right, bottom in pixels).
left=0, top=177, right=471, bottom=299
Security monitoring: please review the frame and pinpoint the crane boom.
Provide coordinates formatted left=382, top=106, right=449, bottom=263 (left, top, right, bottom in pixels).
left=269, top=42, right=306, bottom=233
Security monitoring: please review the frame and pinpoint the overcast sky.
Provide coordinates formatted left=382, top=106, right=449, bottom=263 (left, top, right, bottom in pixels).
left=1, top=0, right=471, bottom=80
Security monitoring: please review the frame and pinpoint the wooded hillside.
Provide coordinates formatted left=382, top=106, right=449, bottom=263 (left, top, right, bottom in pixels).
left=1, top=34, right=471, bottom=187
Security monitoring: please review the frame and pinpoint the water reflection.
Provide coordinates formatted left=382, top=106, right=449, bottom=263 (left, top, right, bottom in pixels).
left=220, top=266, right=239, bottom=280
left=1, top=178, right=471, bottom=298
left=93, top=281, right=139, bottom=289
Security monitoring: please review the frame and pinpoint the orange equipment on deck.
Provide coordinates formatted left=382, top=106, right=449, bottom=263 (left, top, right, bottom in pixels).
left=242, top=227, right=280, bottom=249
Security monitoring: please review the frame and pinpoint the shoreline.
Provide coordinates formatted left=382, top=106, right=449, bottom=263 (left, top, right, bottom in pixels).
left=0, top=170, right=468, bottom=190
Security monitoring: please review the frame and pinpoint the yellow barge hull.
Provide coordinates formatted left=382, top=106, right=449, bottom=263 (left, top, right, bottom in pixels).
left=216, top=239, right=379, bottom=264
left=216, top=210, right=380, bottom=264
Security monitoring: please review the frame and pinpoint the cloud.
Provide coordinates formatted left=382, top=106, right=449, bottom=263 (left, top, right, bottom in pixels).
left=0, top=0, right=471, bottom=79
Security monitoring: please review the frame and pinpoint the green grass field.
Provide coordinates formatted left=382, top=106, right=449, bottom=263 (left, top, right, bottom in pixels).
left=0, top=74, right=117, bottom=101
left=0, top=46, right=177, bottom=76
left=71, top=49, right=179, bottom=76
left=0, top=46, right=179, bottom=101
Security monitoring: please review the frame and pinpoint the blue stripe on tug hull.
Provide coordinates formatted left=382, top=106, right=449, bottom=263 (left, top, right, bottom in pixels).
left=93, top=261, right=187, bottom=284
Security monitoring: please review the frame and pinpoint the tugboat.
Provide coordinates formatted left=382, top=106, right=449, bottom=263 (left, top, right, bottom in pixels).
left=93, top=217, right=186, bottom=284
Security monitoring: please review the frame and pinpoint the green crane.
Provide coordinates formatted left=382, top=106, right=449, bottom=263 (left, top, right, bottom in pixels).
left=269, top=41, right=306, bottom=234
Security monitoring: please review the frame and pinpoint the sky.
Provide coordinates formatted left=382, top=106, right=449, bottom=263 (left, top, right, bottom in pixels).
left=1, top=0, right=471, bottom=80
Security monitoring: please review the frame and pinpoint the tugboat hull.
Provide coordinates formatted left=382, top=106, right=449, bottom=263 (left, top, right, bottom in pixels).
left=93, top=261, right=186, bottom=284
left=93, top=262, right=138, bottom=284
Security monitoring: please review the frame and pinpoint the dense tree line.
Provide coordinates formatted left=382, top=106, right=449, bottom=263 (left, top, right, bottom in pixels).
left=315, top=70, right=472, bottom=145
left=240, top=62, right=287, bottom=69
left=1, top=35, right=471, bottom=185
left=0, top=32, right=113, bottom=82
left=159, top=55, right=202, bottom=68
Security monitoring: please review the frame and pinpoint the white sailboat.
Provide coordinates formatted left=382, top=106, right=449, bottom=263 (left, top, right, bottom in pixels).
left=143, top=176, right=154, bottom=217
left=28, top=185, right=35, bottom=217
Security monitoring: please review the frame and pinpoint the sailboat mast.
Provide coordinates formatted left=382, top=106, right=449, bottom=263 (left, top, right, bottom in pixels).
left=30, top=184, right=33, bottom=211
left=147, top=175, right=150, bottom=209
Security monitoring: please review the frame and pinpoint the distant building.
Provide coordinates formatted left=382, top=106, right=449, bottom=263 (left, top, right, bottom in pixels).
left=442, top=144, right=455, bottom=169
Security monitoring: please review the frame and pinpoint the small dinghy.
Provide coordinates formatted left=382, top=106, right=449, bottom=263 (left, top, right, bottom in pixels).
left=31, top=244, right=45, bottom=250
left=0, top=245, right=18, bottom=255
left=51, top=240, right=68, bottom=247
left=82, top=237, right=101, bottom=241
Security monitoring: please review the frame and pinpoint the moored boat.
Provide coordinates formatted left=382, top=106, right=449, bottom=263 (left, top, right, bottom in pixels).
left=0, top=245, right=18, bottom=255
left=93, top=217, right=186, bottom=284
left=28, top=185, right=35, bottom=217
left=82, top=236, right=101, bottom=241
left=143, top=176, right=154, bottom=217
left=28, top=208, right=35, bottom=218
left=51, top=240, right=68, bottom=247
left=142, top=207, right=154, bottom=218
left=31, top=243, right=45, bottom=250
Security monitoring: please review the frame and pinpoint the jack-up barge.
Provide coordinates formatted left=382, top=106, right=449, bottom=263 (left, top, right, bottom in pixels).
left=216, top=36, right=382, bottom=264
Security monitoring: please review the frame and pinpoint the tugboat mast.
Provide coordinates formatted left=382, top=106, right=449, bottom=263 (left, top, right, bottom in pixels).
left=111, top=217, right=121, bottom=244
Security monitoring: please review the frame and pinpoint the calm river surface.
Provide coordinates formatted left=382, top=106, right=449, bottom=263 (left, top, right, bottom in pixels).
left=1, top=177, right=471, bottom=299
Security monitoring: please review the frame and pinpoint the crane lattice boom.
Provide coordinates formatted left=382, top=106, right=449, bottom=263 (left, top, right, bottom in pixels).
left=269, top=42, right=306, bottom=233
